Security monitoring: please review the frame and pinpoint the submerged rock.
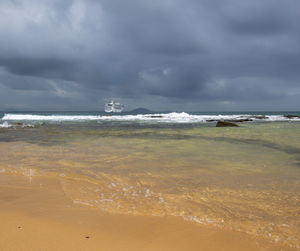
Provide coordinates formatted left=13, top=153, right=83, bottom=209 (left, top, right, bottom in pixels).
left=226, top=119, right=253, bottom=122
left=207, top=118, right=252, bottom=123
left=216, top=121, right=239, bottom=127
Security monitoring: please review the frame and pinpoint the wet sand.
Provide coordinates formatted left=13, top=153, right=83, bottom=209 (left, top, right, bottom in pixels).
left=1, top=121, right=300, bottom=249
left=0, top=173, right=291, bottom=251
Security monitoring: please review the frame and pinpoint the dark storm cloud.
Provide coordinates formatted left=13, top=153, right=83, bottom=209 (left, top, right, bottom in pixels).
left=221, top=1, right=296, bottom=35
left=0, top=0, right=299, bottom=111
left=0, top=57, right=75, bottom=77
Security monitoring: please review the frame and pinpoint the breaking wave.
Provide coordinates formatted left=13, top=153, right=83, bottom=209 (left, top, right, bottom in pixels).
left=0, top=121, right=12, bottom=128
left=1, top=112, right=300, bottom=124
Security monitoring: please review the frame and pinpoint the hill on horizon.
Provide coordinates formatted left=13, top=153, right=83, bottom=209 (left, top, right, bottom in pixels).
left=130, top=108, right=152, bottom=114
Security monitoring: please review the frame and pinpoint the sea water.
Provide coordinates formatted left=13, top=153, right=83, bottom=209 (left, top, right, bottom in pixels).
left=0, top=111, right=300, bottom=248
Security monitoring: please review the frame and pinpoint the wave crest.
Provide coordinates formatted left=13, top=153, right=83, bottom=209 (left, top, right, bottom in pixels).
left=1, top=113, right=300, bottom=123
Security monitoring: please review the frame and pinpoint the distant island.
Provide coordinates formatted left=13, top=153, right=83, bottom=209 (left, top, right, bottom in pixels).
left=130, top=108, right=152, bottom=114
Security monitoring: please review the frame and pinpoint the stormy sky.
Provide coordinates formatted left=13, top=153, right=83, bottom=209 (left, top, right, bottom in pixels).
left=0, top=0, right=299, bottom=111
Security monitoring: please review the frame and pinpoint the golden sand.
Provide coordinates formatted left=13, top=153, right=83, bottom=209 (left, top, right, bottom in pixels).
left=0, top=173, right=291, bottom=251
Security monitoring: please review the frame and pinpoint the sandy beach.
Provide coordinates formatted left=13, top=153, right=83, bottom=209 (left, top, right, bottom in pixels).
left=1, top=117, right=300, bottom=250
left=0, top=173, right=292, bottom=251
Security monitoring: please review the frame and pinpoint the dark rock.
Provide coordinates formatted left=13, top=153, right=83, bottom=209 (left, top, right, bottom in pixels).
left=14, top=123, right=23, bottom=126
left=284, top=114, right=300, bottom=119
left=216, top=121, right=239, bottom=127
left=149, top=115, right=163, bottom=118
left=253, top=115, right=267, bottom=119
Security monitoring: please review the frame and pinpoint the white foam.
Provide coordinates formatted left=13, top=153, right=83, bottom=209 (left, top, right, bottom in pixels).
left=0, top=121, right=12, bottom=128
left=145, top=189, right=151, bottom=197
left=182, top=215, right=222, bottom=225
left=0, top=121, right=37, bottom=128
left=73, top=200, right=94, bottom=207
left=99, top=199, right=114, bottom=203
left=2, top=113, right=300, bottom=124
left=2, top=114, right=101, bottom=121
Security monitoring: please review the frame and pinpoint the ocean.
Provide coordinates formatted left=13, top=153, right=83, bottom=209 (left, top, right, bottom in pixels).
left=1, top=111, right=300, bottom=248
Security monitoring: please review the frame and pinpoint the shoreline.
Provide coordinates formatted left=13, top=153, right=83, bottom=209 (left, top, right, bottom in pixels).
left=0, top=173, right=292, bottom=251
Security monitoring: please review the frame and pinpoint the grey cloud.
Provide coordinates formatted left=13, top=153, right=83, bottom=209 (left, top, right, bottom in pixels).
left=0, top=0, right=299, bottom=111
left=221, top=1, right=297, bottom=36
left=0, top=58, right=75, bottom=78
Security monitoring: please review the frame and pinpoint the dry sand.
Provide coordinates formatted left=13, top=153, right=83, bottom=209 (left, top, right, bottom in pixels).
left=0, top=173, right=291, bottom=251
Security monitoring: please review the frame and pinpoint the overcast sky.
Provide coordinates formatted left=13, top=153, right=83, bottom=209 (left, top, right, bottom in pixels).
left=0, top=0, right=300, bottom=111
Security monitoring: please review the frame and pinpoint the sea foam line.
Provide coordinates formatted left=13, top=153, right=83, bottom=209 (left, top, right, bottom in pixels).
left=2, top=114, right=102, bottom=121
left=2, top=113, right=300, bottom=123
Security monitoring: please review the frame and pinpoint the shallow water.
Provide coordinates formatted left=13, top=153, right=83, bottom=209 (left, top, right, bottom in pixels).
left=1, top=116, right=300, bottom=248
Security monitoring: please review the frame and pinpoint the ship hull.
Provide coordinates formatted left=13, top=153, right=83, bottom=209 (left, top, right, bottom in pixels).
left=105, top=100, right=124, bottom=113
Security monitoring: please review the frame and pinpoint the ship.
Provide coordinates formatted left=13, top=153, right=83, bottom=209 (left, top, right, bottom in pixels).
left=104, top=99, right=124, bottom=113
